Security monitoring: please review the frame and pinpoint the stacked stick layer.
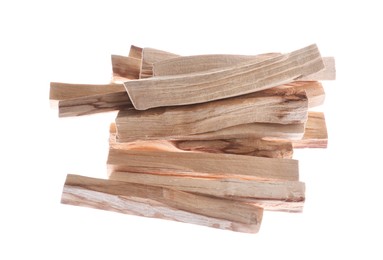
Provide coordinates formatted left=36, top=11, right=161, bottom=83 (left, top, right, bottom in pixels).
left=52, top=44, right=334, bottom=233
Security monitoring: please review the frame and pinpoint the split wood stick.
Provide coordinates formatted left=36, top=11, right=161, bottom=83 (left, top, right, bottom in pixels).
left=292, top=111, right=328, bottom=148
left=50, top=82, right=133, bottom=117
left=115, top=88, right=308, bottom=140
left=274, top=81, right=325, bottom=108
left=153, top=53, right=280, bottom=76
left=58, top=91, right=132, bottom=117
left=107, top=149, right=299, bottom=181
left=125, top=44, right=324, bottom=110
left=62, top=174, right=263, bottom=233
left=128, top=45, right=143, bottom=59
left=116, top=121, right=304, bottom=143
left=153, top=54, right=335, bottom=81
left=49, top=82, right=125, bottom=100
left=300, top=57, right=335, bottom=81
left=109, top=124, right=293, bottom=158
left=140, top=47, right=179, bottom=78
left=111, top=55, right=141, bottom=80
left=109, top=171, right=305, bottom=212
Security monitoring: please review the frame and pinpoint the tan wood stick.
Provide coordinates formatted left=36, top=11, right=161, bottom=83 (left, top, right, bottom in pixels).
left=124, top=44, right=324, bottom=110
left=153, top=53, right=280, bottom=76
left=58, top=91, right=132, bottom=117
left=109, top=171, right=305, bottom=212
left=62, top=174, right=263, bottom=233
left=109, top=124, right=293, bottom=158
left=292, top=111, right=328, bottom=148
left=128, top=45, right=143, bottom=59
left=274, top=81, right=325, bottom=108
left=49, top=82, right=125, bottom=100
left=107, top=148, right=299, bottom=181
left=140, top=47, right=179, bottom=78
left=116, top=88, right=308, bottom=141
left=49, top=82, right=133, bottom=117
left=153, top=54, right=335, bottom=81
left=111, top=55, right=141, bottom=80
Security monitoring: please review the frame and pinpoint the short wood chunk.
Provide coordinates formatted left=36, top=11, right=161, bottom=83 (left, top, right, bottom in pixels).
left=116, top=88, right=308, bottom=140
left=124, top=44, right=324, bottom=110
left=107, top=149, right=299, bottom=181
left=62, top=174, right=263, bottom=233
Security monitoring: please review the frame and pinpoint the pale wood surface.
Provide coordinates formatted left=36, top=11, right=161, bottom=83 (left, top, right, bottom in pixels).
left=154, top=54, right=335, bottom=81
left=49, top=82, right=125, bottom=100
left=110, top=124, right=293, bottom=158
left=140, top=47, right=179, bottom=78
left=153, top=53, right=280, bottom=76
left=58, top=91, right=132, bottom=117
left=124, top=44, right=324, bottom=110
left=62, top=174, right=263, bottom=233
left=128, top=45, right=143, bottom=59
left=300, top=57, right=336, bottom=81
left=109, top=171, right=305, bottom=211
left=293, top=111, right=328, bottom=148
left=111, top=55, right=141, bottom=80
left=275, top=81, right=325, bottom=108
left=107, top=148, right=299, bottom=181
left=116, top=88, right=308, bottom=140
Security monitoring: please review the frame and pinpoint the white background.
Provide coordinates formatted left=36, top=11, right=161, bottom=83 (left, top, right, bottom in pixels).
left=1, top=1, right=382, bottom=259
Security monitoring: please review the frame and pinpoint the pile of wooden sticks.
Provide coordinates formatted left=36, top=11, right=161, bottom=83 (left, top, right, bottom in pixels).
left=51, top=44, right=335, bottom=233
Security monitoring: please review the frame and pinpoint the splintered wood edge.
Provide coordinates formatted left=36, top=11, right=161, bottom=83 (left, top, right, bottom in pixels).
left=62, top=174, right=263, bottom=233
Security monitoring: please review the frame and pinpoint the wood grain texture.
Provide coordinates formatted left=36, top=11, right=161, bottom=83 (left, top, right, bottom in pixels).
left=274, top=81, right=325, bottom=108
left=111, top=55, right=141, bottom=80
left=300, top=57, right=335, bottom=81
left=154, top=54, right=335, bottom=81
left=124, top=44, right=324, bottom=110
left=109, top=171, right=305, bottom=212
left=292, top=111, right=328, bottom=148
left=50, top=82, right=133, bottom=117
left=116, top=87, right=308, bottom=141
left=140, top=47, right=179, bottom=78
left=109, top=124, right=293, bottom=158
left=107, top=149, right=299, bottom=181
left=50, top=82, right=125, bottom=100
left=153, top=53, right=280, bottom=76
left=62, top=174, right=263, bottom=233
left=128, top=45, right=143, bottom=59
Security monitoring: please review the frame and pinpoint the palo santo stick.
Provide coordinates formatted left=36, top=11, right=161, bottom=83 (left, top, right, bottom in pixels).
left=140, top=47, right=179, bottom=78
left=109, top=171, right=305, bottom=212
left=153, top=53, right=280, bottom=76
left=116, top=88, right=308, bottom=140
left=128, top=45, right=143, bottom=59
left=116, top=121, right=304, bottom=142
left=49, top=82, right=125, bottom=100
left=275, top=81, right=325, bottom=108
left=154, top=54, right=335, bottom=81
left=62, top=174, right=263, bottom=233
left=300, top=57, right=336, bottom=81
left=292, top=111, right=328, bottom=148
left=107, top=149, right=299, bottom=181
left=109, top=124, right=293, bottom=158
left=111, top=55, right=141, bottom=80
left=49, top=82, right=133, bottom=117
left=58, top=91, right=132, bottom=117
left=125, top=44, right=324, bottom=110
